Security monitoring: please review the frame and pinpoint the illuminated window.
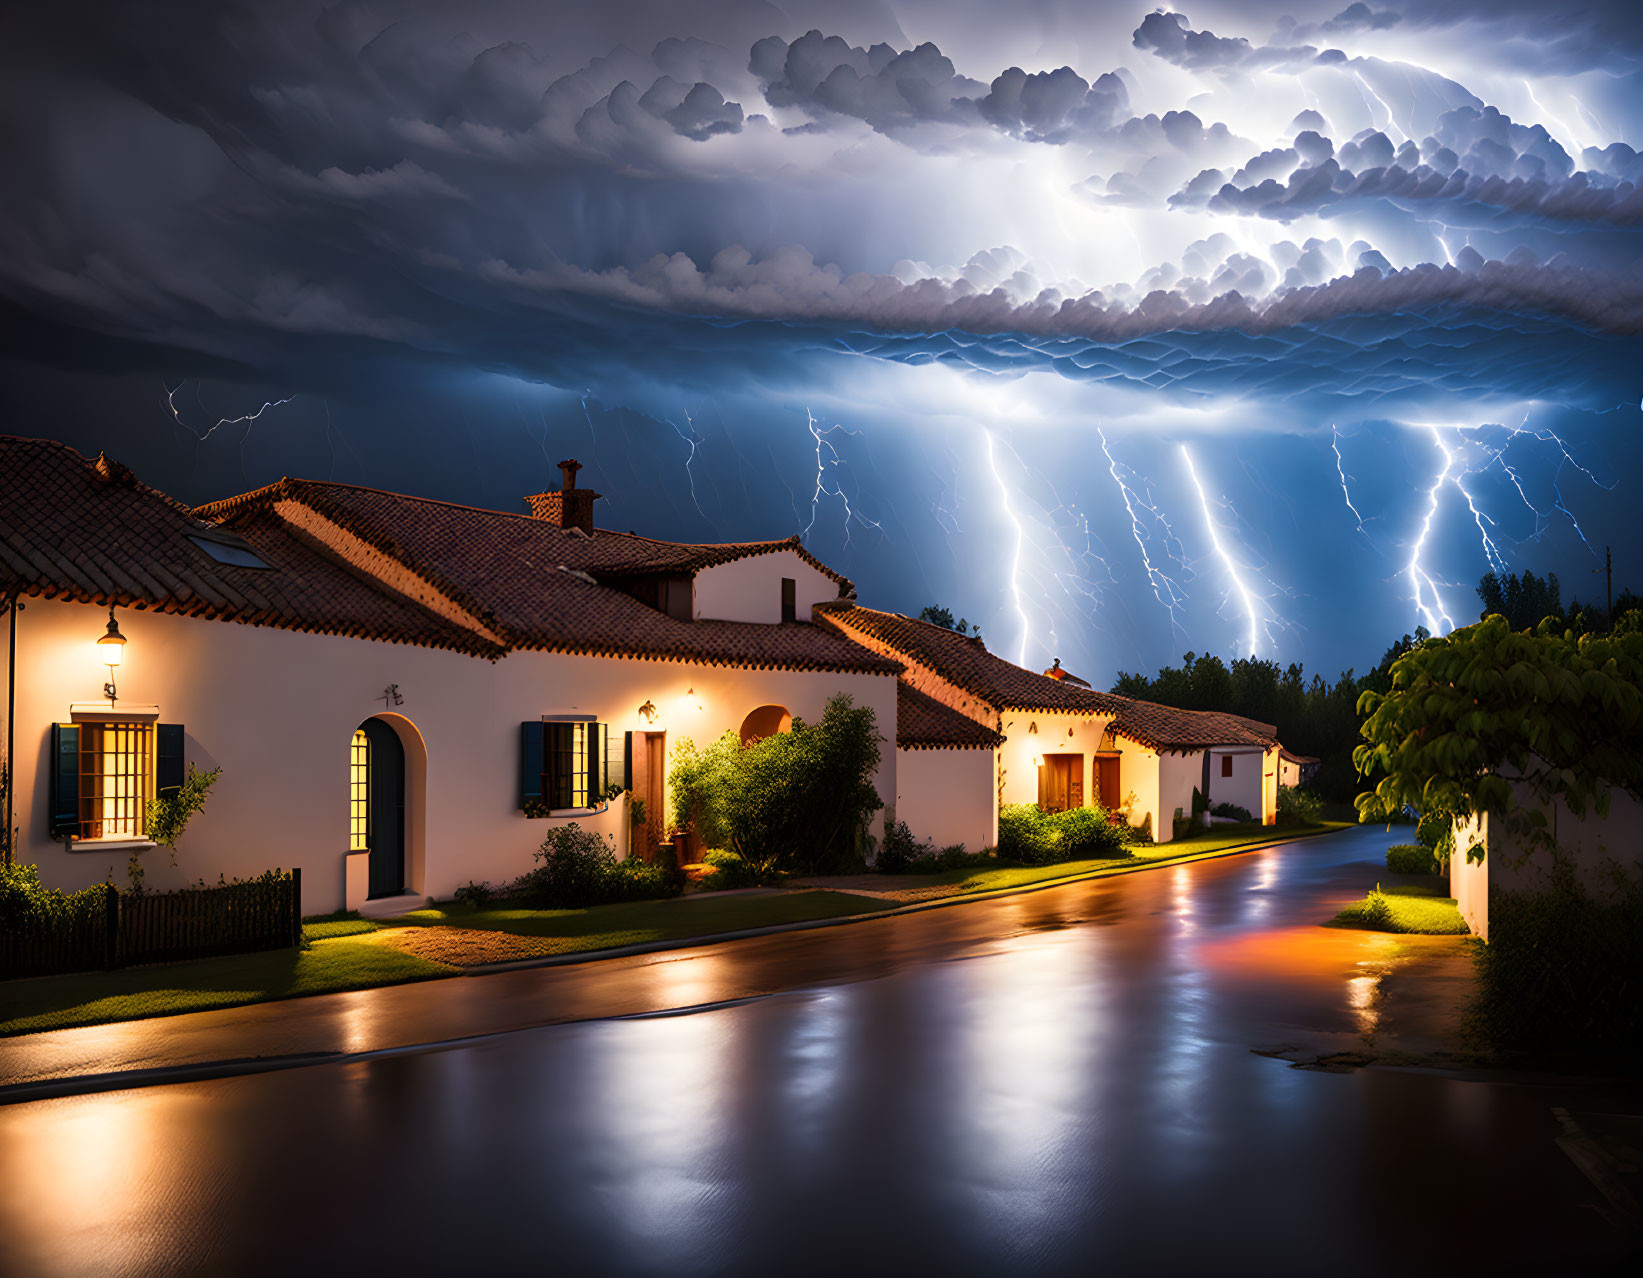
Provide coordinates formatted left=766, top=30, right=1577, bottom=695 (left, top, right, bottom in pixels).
left=350, top=729, right=370, bottom=851
left=77, top=721, right=153, bottom=840
left=546, top=721, right=594, bottom=809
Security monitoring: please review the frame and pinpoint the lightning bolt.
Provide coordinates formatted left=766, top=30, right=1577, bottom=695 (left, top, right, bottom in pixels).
left=803, top=408, right=883, bottom=548
left=1180, top=444, right=1275, bottom=657
left=164, top=381, right=294, bottom=443
left=1405, top=428, right=1457, bottom=634
left=1098, top=427, right=1187, bottom=634
left=1330, top=425, right=1371, bottom=540
left=983, top=429, right=1032, bottom=666
left=664, top=406, right=708, bottom=521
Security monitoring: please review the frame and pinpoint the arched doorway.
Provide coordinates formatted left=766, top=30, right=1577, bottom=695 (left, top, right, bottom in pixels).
left=739, top=704, right=792, bottom=747
left=351, top=718, right=406, bottom=899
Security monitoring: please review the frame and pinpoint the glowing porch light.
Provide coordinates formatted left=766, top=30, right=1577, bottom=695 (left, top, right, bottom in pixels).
left=97, top=607, right=126, bottom=702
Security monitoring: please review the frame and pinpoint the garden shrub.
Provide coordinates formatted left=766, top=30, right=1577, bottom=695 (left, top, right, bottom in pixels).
left=1386, top=843, right=1438, bottom=875
left=504, top=823, right=680, bottom=908
left=0, top=860, right=103, bottom=927
left=876, top=820, right=931, bottom=873
left=669, top=695, right=884, bottom=875
left=998, top=804, right=1059, bottom=864
left=1054, top=805, right=1130, bottom=859
left=1209, top=802, right=1254, bottom=821
left=1276, top=785, right=1324, bottom=825
left=700, top=849, right=772, bottom=890
left=1468, top=865, right=1643, bottom=1056
left=998, top=804, right=1131, bottom=865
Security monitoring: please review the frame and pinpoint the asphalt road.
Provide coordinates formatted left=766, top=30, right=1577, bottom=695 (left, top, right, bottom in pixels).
left=0, top=824, right=1636, bottom=1277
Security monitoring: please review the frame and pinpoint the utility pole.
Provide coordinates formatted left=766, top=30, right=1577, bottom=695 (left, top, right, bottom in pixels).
left=1593, top=544, right=1612, bottom=627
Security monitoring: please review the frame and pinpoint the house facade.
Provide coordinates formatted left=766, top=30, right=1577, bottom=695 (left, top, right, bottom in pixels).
left=815, top=604, right=1283, bottom=843
left=2, top=436, right=1298, bottom=915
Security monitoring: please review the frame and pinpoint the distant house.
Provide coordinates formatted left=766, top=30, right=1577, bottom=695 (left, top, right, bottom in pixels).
left=816, top=605, right=1282, bottom=844
left=1, top=436, right=1300, bottom=915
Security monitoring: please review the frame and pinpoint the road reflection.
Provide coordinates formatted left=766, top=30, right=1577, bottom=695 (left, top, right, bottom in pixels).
left=0, top=825, right=1630, bottom=1277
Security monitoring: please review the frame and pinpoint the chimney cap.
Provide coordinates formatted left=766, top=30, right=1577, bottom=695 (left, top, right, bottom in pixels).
left=558, top=458, right=582, bottom=490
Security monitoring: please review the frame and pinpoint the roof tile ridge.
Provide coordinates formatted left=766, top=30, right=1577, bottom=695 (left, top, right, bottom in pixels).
left=257, top=492, right=513, bottom=649
left=246, top=512, right=505, bottom=654
left=268, top=477, right=578, bottom=524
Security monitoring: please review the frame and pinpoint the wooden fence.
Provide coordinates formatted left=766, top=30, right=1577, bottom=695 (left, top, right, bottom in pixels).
left=1, top=869, right=301, bottom=980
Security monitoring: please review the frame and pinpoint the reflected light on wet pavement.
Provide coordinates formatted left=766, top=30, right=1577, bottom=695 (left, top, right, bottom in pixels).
left=0, top=824, right=1633, bottom=1277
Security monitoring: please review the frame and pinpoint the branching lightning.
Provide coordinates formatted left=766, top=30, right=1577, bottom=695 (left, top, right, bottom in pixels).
left=664, top=406, right=708, bottom=520
left=1179, top=444, right=1283, bottom=658
left=1330, top=425, right=1371, bottom=540
left=1099, top=427, right=1188, bottom=636
left=1405, top=428, right=1457, bottom=634
left=984, top=429, right=1032, bottom=667
left=164, top=381, right=294, bottom=443
left=803, top=408, right=883, bottom=548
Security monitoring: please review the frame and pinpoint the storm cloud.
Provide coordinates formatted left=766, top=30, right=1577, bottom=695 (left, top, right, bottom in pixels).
left=0, top=0, right=1639, bottom=681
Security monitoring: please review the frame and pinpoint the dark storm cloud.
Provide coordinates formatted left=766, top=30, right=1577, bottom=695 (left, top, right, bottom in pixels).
left=0, top=0, right=1638, bottom=398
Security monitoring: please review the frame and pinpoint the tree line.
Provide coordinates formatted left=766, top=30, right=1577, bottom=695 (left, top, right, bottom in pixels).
left=1107, top=569, right=1640, bottom=804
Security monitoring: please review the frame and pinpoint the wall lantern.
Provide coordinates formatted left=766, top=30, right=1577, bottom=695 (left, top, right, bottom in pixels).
left=97, top=607, right=126, bottom=701
left=638, top=700, right=658, bottom=723
left=685, top=687, right=703, bottom=712
left=1027, top=721, right=1038, bottom=734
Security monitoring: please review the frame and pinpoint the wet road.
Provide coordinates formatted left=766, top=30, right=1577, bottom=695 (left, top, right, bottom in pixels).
left=0, top=825, right=1636, bottom=1276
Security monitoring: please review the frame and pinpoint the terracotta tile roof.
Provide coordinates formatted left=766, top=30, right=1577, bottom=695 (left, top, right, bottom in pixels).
left=0, top=436, right=499, bottom=657
left=817, top=603, right=1132, bottom=715
left=201, top=477, right=853, bottom=587
left=1281, top=747, right=1320, bottom=764
left=818, top=603, right=1279, bottom=752
left=896, top=683, right=1005, bottom=750
left=197, top=477, right=895, bottom=676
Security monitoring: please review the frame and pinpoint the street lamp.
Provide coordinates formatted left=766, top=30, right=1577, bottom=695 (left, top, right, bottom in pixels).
left=98, top=607, right=125, bottom=702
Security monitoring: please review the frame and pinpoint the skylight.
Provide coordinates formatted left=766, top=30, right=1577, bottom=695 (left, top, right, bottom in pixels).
left=187, top=533, right=273, bottom=570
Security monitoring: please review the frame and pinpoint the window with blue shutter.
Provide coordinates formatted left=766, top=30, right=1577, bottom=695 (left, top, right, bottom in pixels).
left=156, top=724, right=185, bottom=796
left=527, top=719, right=610, bottom=811
left=520, top=722, right=545, bottom=809
left=49, top=724, right=79, bottom=837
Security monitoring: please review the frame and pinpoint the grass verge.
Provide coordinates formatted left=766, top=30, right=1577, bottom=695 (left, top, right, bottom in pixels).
left=393, top=890, right=894, bottom=956
left=871, top=821, right=1350, bottom=897
left=1328, top=882, right=1469, bottom=935
left=0, top=936, right=453, bottom=1037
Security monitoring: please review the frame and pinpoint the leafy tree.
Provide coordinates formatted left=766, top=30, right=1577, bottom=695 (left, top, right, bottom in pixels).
left=1113, top=651, right=1367, bottom=802
left=1476, top=569, right=1562, bottom=631
left=1354, top=615, right=1643, bottom=860
left=918, top=605, right=980, bottom=640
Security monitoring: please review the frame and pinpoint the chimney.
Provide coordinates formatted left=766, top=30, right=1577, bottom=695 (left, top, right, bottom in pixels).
left=525, top=457, right=601, bottom=534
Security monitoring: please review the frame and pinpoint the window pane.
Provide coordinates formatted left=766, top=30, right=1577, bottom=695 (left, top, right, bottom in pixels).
left=77, top=721, right=153, bottom=840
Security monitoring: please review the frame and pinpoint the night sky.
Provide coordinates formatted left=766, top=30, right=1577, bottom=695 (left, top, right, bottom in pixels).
left=2, top=0, right=1639, bottom=685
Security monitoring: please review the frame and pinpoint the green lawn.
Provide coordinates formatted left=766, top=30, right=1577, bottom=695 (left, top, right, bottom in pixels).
left=0, top=935, right=453, bottom=1038
left=1329, top=882, right=1470, bottom=935
left=394, top=889, right=894, bottom=952
left=878, top=821, right=1349, bottom=896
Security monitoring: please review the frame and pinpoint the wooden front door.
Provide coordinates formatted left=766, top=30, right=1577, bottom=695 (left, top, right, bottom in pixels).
left=640, top=731, right=666, bottom=860
left=1096, top=756, right=1121, bottom=810
left=360, top=719, right=405, bottom=899
left=1038, top=753, right=1084, bottom=811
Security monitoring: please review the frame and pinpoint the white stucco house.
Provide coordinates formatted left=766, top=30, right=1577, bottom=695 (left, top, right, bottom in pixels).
left=1, top=435, right=1299, bottom=916
left=815, top=605, right=1282, bottom=843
